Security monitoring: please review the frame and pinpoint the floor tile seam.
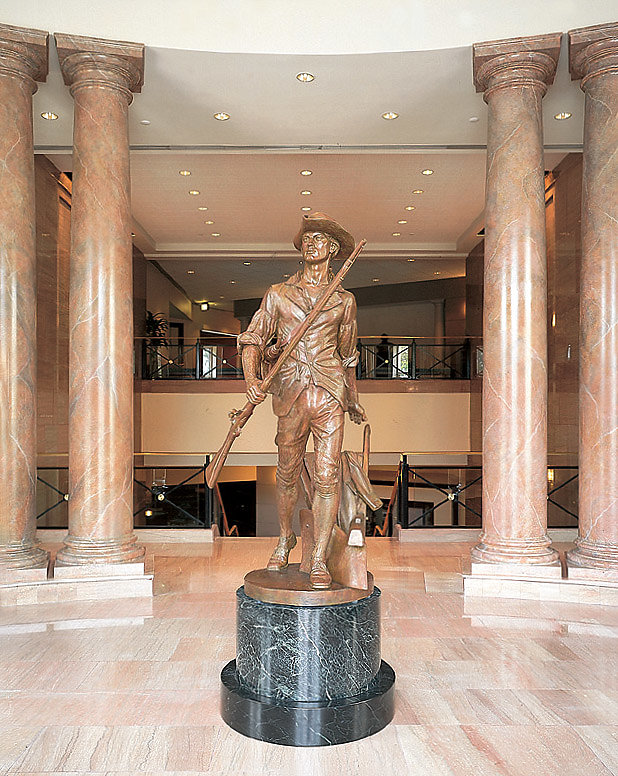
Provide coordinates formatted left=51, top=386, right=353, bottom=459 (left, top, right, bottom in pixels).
left=2, top=724, right=46, bottom=773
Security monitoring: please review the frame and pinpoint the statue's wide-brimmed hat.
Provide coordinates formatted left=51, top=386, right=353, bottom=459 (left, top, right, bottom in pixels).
left=293, top=212, right=355, bottom=260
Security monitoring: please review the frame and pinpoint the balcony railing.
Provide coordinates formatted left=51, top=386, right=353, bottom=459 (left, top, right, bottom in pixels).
left=36, top=456, right=578, bottom=536
left=136, top=335, right=479, bottom=381
left=382, top=456, right=578, bottom=535
left=37, top=462, right=236, bottom=536
left=356, top=337, right=473, bottom=380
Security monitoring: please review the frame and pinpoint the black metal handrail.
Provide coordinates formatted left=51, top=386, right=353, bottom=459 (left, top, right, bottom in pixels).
left=35, top=460, right=578, bottom=532
left=394, top=461, right=578, bottom=529
left=140, top=339, right=243, bottom=381
left=133, top=463, right=215, bottom=528
left=36, top=464, right=216, bottom=530
left=136, top=336, right=477, bottom=381
left=357, top=339, right=472, bottom=380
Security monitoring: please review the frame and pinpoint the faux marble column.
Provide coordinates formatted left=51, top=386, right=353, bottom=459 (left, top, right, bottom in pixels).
left=0, top=25, right=49, bottom=571
left=54, top=34, right=145, bottom=565
left=567, top=24, right=618, bottom=575
left=471, top=34, right=561, bottom=569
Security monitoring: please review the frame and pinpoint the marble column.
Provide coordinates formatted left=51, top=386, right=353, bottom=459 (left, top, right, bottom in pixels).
left=0, top=25, right=49, bottom=571
left=54, top=34, right=145, bottom=565
left=471, top=34, right=561, bottom=570
left=566, top=24, right=618, bottom=576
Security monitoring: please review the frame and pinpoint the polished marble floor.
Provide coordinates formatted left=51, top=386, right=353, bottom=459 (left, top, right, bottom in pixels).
left=0, top=537, right=617, bottom=775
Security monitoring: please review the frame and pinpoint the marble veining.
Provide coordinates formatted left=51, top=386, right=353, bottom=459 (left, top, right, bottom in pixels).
left=471, top=34, right=561, bottom=568
left=0, top=24, right=48, bottom=570
left=0, top=537, right=616, bottom=773
left=236, top=587, right=381, bottom=701
left=567, top=24, right=618, bottom=572
left=53, top=34, right=145, bottom=566
left=221, top=658, right=395, bottom=747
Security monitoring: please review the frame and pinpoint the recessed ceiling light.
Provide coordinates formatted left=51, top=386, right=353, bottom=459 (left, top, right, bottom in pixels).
left=198, top=206, right=208, bottom=211
left=296, top=72, right=315, bottom=82
left=230, top=280, right=236, bottom=284
left=405, top=206, right=415, bottom=211
left=205, top=220, right=214, bottom=224
left=189, top=190, right=200, bottom=196
left=372, top=278, right=380, bottom=282
left=300, top=170, right=312, bottom=176
left=139, top=119, right=151, bottom=125
left=200, top=302, right=209, bottom=311
left=131, top=232, right=136, bottom=237
left=301, top=206, right=311, bottom=211
left=179, top=170, right=191, bottom=176
left=412, top=189, right=423, bottom=194
left=434, top=271, right=440, bottom=275
left=398, top=220, right=407, bottom=224
left=554, top=112, right=572, bottom=120
left=469, top=116, right=479, bottom=122
left=243, top=261, right=251, bottom=265
left=407, top=258, right=415, bottom=262
left=41, top=111, right=58, bottom=120
left=187, top=269, right=195, bottom=275
left=283, top=273, right=291, bottom=278
left=392, top=232, right=401, bottom=237
left=422, top=169, right=434, bottom=175
left=219, top=296, right=225, bottom=299
left=211, top=232, right=220, bottom=237
left=381, top=111, right=398, bottom=120
left=214, top=112, right=230, bottom=121
left=300, top=190, right=312, bottom=195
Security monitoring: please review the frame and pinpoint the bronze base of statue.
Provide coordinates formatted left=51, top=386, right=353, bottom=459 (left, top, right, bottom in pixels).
left=244, top=564, right=374, bottom=607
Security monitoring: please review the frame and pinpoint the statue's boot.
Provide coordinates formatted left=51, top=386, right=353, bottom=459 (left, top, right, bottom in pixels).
left=310, top=556, right=332, bottom=589
left=267, top=533, right=297, bottom=571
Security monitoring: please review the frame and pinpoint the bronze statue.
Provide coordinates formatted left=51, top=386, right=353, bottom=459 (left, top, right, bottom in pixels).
left=238, top=213, right=370, bottom=589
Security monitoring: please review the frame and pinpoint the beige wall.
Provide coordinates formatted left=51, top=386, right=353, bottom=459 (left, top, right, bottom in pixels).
left=141, top=391, right=470, bottom=455
left=357, top=301, right=435, bottom=337
left=146, top=263, right=239, bottom=340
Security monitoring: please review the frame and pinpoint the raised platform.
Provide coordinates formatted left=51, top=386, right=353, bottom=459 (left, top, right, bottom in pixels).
left=221, top=659, right=395, bottom=747
left=221, top=585, right=394, bottom=746
left=0, top=561, right=153, bottom=606
left=464, top=573, right=618, bottom=606
left=244, top=563, right=373, bottom=606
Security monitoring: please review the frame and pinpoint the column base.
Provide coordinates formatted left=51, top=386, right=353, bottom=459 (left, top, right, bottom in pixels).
left=55, top=533, right=145, bottom=566
left=0, top=542, right=49, bottom=571
left=471, top=533, right=560, bottom=566
left=567, top=539, right=618, bottom=577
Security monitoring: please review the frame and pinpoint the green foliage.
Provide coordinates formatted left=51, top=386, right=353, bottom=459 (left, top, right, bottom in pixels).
left=146, top=310, right=168, bottom=344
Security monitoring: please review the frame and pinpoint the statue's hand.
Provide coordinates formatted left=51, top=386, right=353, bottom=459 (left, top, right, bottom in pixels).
left=348, top=401, right=367, bottom=425
left=246, top=377, right=267, bottom=405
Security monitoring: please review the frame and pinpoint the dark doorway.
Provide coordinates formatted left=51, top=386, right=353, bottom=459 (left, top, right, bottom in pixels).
left=218, top=481, right=257, bottom=536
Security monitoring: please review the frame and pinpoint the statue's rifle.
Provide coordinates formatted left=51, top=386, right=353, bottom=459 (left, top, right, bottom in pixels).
left=205, top=238, right=367, bottom=488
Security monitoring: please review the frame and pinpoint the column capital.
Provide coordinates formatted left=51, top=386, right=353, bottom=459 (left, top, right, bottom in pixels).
left=473, top=33, right=561, bottom=98
left=568, top=23, right=618, bottom=86
left=0, top=23, right=49, bottom=89
left=54, top=33, right=144, bottom=100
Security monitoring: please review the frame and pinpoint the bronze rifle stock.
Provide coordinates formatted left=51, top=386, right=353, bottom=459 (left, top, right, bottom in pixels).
left=205, top=239, right=367, bottom=488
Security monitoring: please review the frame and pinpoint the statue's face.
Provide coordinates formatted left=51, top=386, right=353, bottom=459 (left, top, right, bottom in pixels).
left=301, top=231, right=339, bottom=264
